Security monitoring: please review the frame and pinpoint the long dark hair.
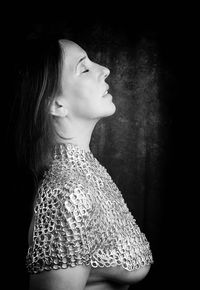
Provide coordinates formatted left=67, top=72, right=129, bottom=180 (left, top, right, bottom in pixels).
left=14, top=36, right=64, bottom=179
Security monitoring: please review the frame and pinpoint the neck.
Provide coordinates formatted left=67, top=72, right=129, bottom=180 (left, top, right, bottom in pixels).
left=55, top=117, right=99, bottom=152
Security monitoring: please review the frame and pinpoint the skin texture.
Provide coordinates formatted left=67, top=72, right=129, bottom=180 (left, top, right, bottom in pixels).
left=29, top=264, right=151, bottom=290
left=86, top=265, right=151, bottom=288
left=29, top=266, right=91, bottom=290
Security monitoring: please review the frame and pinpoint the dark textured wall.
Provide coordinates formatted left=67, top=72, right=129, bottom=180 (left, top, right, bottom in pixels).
left=91, top=37, right=161, bottom=231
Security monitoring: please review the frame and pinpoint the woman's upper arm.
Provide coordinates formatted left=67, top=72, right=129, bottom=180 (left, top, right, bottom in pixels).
left=29, top=265, right=91, bottom=290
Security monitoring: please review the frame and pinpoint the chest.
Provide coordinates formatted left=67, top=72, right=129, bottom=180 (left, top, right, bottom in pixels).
left=88, top=168, right=132, bottom=226
left=85, top=266, right=130, bottom=290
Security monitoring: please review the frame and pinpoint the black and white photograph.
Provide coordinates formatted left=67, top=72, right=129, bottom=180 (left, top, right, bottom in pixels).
left=2, top=4, right=193, bottom=289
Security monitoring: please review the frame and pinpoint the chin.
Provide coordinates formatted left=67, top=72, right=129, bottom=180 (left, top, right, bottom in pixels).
left=102, top=102, right=116, bottom=117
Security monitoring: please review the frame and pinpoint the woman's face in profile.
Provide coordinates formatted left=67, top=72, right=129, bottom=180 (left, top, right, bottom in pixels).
left=59, top=40, right=116, bottom=120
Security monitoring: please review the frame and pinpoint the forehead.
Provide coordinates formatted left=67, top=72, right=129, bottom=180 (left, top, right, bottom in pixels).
left=60, top=40, right=86, bottom=65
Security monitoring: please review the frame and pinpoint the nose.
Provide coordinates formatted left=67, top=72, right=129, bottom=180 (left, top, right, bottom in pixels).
left=102, top=66, right=110, bottom=79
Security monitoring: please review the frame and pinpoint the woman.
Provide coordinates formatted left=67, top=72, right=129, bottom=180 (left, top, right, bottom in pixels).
left=17, top=36, right=153, bottom=289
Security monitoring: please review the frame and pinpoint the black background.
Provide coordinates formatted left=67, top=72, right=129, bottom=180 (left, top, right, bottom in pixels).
left=1, top=3, right=195, bottom=289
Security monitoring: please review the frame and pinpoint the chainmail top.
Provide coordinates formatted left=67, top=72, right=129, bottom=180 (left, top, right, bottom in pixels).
left=26, top=143, right=153, bottom=274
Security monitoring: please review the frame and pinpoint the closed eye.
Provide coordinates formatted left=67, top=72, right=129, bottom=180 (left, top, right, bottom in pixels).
left=82, top=69, right=89, bottom=73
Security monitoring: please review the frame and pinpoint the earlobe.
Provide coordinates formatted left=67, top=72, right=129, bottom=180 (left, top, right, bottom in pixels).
left=49, top=100, right=68, bottom=117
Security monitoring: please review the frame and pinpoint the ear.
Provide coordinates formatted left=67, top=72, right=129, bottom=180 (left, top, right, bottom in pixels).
left=49, top=99, right=68, bottom=117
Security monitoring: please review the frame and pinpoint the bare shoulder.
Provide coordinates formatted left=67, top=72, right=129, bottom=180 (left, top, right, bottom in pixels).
left=29, top=265, right=91, bottom=290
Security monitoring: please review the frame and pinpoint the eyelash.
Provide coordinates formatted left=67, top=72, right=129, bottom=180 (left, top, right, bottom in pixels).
left=82, top=68, right=89, bottom=73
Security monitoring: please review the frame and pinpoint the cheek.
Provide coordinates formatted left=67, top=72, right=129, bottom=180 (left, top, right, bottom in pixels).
left=74, top=80, right=99, bottom=98
left=65, top=80, right=115, bottom=119
left=70, top=96, right=102, bottom=118
left=69, top=83, right=101, bottom=113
